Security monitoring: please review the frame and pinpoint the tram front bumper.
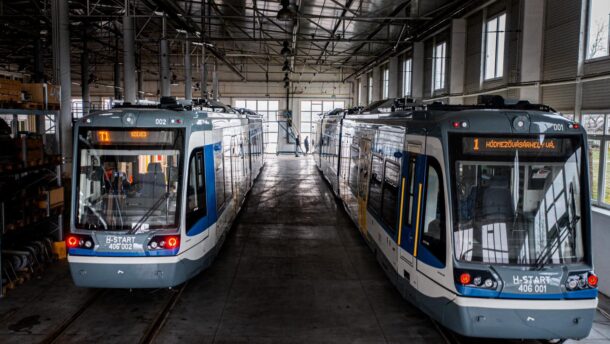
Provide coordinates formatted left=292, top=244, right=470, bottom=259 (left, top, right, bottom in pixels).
left=67, top=255, right=190, bottom=289
left=443, top=296, right=598, bottom=340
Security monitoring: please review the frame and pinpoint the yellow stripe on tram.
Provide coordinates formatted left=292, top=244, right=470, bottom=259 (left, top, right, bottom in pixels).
left=397, top=177, right=406, bottom=245
left=413, top=183, right=423, bottom=257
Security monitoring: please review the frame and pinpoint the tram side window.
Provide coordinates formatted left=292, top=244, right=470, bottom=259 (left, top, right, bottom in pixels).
left=186, top=149, right=206, bottom=228
left=348, top=145, right=359, bottom=194
left=406, top=156, right=417, bottom=226
left=381, top=161, right=400, bottom=232
left=421, top=160, right=446, bottom=265
left=368, top=155, right=384, bottom=217
left=214, top=144, right=226, bottom=211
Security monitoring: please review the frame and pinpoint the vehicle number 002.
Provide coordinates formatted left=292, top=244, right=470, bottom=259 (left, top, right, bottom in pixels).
left=518, top=284, right=547, bottom=293
left=155, top=118, right=167, bottom=125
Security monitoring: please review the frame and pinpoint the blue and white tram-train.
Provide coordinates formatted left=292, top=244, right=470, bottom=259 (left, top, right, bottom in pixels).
left=314, top=96, right=599, bottom=341
left=67, top=99, right=264, bottom=288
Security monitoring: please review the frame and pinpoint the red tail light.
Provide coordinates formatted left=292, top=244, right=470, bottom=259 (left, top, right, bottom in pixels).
left=588, top=274, right=598, bottom=287
left=460, top=273, right=471, bottom=285
left=67, top=236, right=79, bottom=248
left=147, top=235, right=180, bottom=250
left=167, top=237, right=179, bottom=248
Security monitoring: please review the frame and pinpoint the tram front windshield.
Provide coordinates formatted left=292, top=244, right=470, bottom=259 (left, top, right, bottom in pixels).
left=451, top=135, right=586, bottom=266
left=75, top=128, right=184, bottom=231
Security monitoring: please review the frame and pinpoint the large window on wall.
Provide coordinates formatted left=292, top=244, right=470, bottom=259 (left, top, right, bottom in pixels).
left=586, top=0, right=610, bottom=60
left=367, top=73, right=373, bottom=104
left=300, top=100, right=345, bottom=138
left=402, top=57, right=412, bottom=97
left=382, top=66, right=389, bottom=99
left=234, top=99, right=279, bottom=153
left=433, top=42, right=447, bottom=90
left=484, top=13, right=506, bottom=80
left=582, top=113, right=610, bottom=206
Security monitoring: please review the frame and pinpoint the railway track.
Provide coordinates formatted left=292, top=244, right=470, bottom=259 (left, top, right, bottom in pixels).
left=38, top=283, right=188, bottom=344
left=39, top=289, right=107, bottom=344
left=138, top=282, right=188, bottom=344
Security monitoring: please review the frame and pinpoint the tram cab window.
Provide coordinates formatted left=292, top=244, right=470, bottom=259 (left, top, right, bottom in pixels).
left=421, top=160, right=446, bottom=265
left=186, top=149, right=206, bottom=228
left=452, top=135, right=585, bottom=266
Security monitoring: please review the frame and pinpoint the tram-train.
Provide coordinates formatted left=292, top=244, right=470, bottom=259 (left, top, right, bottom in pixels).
left=314, top=96, right=598, bottom=341
left=67, top=99, right=264, bottom=288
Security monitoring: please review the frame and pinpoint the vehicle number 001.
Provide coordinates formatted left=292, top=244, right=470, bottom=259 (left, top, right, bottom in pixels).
left=518, top=284, right=547, bottom=293
left=155, top=118, right=167, bottom=125
left=553, top=123, right=564, bottom=131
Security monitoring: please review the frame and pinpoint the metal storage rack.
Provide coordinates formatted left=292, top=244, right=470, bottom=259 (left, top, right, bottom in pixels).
left=0, top=108, right=62, bottom=297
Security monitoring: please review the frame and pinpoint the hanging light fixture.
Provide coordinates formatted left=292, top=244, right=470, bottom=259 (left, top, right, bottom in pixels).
left=282, top=60, right=290, bottom=71
left=277, top=0, right=297, bottom=21
left=281, top=41, right=291, bottom=56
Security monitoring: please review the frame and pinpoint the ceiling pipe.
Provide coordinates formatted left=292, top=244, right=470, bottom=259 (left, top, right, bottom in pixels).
left=144, top=0, right=246, bottom=81
left=343, top=0, right=480, bottom=82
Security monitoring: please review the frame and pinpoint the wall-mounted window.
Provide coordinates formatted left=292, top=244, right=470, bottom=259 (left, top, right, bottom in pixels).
left=582, top=113, right=610, bottom=206
left=300, top=100, right=345, bottom=138
left=586, top=0, right=610, bottom=60
left=234, top=99, right=279, bottom=154
left=402, top=58, right=412, bottom=97
left=382, top=66, right=390, bottom=99
left=484, top=13, right=506, bottom=80
left=433, top=42, right=447, bottom=90
left=367, top=73, right=373, bottom=103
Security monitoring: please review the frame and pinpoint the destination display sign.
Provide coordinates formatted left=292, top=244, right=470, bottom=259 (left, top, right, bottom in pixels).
left=462, top=137, right=564, bottom=156
left=86, top=129, right=176, bottom=145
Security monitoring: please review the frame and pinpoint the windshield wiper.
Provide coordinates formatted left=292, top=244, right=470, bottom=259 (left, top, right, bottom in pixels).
left=128, top=192, right=170, bottom=234
left=84, top=202, right=108, bottom=230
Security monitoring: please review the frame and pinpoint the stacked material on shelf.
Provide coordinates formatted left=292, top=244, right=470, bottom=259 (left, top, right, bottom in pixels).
left=21, top=83, right=60, bottom=105
left=0, top=79, right=22, bottom=103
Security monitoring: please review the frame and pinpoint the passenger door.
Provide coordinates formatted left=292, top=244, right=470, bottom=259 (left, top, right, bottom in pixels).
left=414, top=157, right=448, bottom=319
left=397, top=151, right=425, bottom=292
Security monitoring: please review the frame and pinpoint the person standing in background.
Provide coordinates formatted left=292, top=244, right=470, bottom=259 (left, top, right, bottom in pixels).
left=304, top=136, right=310, bottom=155
left=295, top=135, right=301, bottom=157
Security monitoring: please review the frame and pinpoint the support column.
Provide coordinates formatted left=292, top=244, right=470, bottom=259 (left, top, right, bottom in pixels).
left=137, top=48, right=143, bottom=99
left=160, top=15, right=170, bottom=97
left=184, top=38, right=192, bottom=101
left=123, top=15, right=136, bottom=104
left=388, top=56, right=399, bottom=98
left=449, top=19, right=466, bottom=104
left=201, top=46, right=208, bottom=98
left=212, top=59, right=219, bottom=100
left=81, top=44, right=90, bottom=115
left=372, top=66, right=381, bottom=102
left=520, top=0, right=545, bottom=104
left=114, top=60, right=121, bottom=100
left=412, top=41, right=425, bottom=101
left=34, top=37, right=46, bottom=133
left=52, top=0, right=72, bottom=170
left=160, top=39, right=170, bottom=97
left=114, top=37, right=121, bottom=100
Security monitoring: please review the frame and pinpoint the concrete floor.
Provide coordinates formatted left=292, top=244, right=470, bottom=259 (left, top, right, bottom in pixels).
left=0, top=156, right=608, bottom=343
